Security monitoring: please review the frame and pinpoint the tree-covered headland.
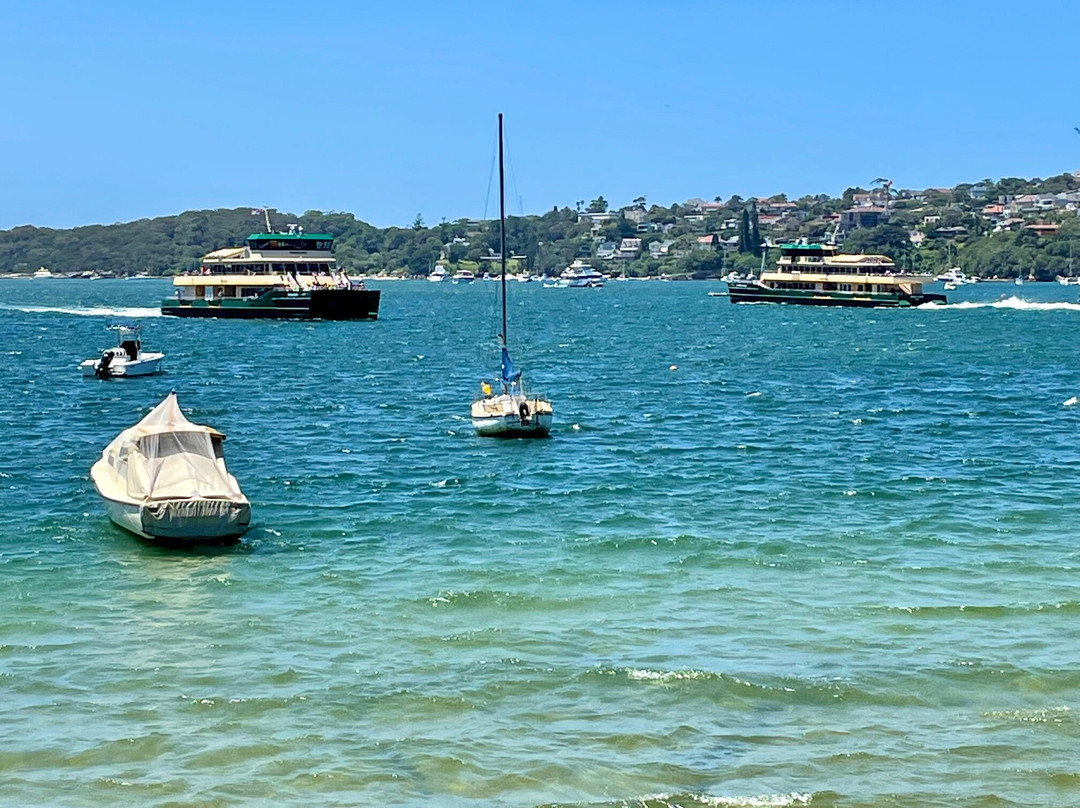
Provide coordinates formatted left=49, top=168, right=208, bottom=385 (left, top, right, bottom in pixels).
left=2, top=172, right=1078, bottom=280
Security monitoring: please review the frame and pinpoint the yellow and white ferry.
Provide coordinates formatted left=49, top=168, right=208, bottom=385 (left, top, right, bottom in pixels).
left=726, top=243, right=946, bottom=308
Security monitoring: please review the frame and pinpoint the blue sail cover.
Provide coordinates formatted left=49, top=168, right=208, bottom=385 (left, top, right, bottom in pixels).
left=501, top=347, right=521, bottom=383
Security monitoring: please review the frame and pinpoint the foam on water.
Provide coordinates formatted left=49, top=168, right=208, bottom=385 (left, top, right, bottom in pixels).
left=926, top=295, right=1080, bottom=311
left=0, top=303, right=163, bottom=317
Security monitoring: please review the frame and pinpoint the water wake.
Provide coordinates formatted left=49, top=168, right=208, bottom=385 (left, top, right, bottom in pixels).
left=0, top=304, right=162, bottom=318
left=925, top=296, right=1080, bottom=312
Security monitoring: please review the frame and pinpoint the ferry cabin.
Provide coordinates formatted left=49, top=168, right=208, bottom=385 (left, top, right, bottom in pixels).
left=727, top=243, right=945, bottom=307
left=774, top=243, right=899, bottom=284
left=171, top=231, right=351, bottom=303
left=765, top=245, right=926, bottom=296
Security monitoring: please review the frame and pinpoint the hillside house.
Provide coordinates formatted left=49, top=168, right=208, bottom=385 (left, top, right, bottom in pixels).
left=596, top=241, right=618, bottom=259
left=840, top=206, right=889, bottom=231
left=649, top=240, right=674, bottom=258
left=934, top=226, right=968, bottom=239
left=615, top=238, right=642, bottom=259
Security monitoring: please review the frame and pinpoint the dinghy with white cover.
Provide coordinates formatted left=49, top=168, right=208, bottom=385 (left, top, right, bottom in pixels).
left=91, top=392, right=250, bottom=543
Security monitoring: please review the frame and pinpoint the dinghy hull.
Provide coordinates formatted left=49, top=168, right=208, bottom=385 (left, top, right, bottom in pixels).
left=98, top=491, right=250, bottom=544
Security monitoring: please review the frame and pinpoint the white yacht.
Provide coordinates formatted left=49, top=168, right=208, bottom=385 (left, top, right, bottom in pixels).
left=32, top=267, right=55, bottom=279
left=452, top=269, right=476, bottom=284
left=935, top=267, right=970, bottom=284
left=557, top=259, right=605, bottom=287
left=428, top=264, right=448, bottom=282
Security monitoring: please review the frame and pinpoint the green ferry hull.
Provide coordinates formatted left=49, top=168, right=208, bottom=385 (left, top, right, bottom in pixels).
left=162, top=288, right=380, bottom=320
left=726, top=282, right=945, bottom=308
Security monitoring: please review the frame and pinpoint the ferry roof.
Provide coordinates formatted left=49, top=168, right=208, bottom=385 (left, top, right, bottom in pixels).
left=778, top=242, right=832, bottom=251
left=246, top=232, right=334, bottom=240
left=205, top=247, right=246, bottom=260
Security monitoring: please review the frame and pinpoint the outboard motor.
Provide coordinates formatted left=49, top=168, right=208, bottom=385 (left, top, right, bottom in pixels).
left=96, top=350, right=114, bottom=378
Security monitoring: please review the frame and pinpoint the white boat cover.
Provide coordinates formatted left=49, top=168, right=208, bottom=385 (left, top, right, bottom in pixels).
left=101, top=392, right=244, bottom=502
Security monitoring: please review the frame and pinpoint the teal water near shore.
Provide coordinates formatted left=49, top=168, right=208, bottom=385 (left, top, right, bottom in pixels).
left=3, top=278, right=1080, bottom=807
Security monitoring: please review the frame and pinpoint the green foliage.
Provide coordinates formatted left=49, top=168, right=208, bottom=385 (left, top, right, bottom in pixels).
left=587, top=196, right=608, bottom=213
left=738, top=209, right=751, bottom=254
left=3, top=170, right=1079, bottom=279
left=676, top=250, right=725, bottom=279
left=841, top=223, right=912, bottom=263
left=749, top=203, right=761, bottom=258
left=841, top=187, right=866, bottom=207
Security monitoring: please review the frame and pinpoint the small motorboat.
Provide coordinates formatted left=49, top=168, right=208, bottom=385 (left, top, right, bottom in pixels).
left=91, top=392, right=251, bottom=544
left=80, top=325, right=164, bottom=377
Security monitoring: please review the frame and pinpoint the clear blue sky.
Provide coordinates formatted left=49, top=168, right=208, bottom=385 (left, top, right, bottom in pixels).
left=2, top=0, right=1078, bottom=231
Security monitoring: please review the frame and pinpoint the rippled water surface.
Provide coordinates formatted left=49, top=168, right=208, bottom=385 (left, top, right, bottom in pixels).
left=3, top=278, right=1080, bottom=807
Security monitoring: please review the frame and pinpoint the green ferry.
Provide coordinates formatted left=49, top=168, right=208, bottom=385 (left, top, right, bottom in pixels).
left=161, top=225, right=380, bottom=319
left=726, top=243, right=946, bottom=308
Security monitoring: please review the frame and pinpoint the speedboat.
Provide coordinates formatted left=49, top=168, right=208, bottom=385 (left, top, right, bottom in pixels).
left=451, top=269, right=476, bottom=284
left=90, top=392, right=251, bottom=544
left=80, top=325, right=164, bottom=377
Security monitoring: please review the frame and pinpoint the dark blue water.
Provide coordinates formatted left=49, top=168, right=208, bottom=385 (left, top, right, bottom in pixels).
left=3, top=278, right=1080, bottom=807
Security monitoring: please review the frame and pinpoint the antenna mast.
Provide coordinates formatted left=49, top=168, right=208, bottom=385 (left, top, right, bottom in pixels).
left=498, top=113, right=507, bottom=346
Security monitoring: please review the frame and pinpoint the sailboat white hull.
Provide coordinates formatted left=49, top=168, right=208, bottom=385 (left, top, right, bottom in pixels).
left=472, top=411, right=553, bottom=437
left=471, top=394, right=553, bottom=438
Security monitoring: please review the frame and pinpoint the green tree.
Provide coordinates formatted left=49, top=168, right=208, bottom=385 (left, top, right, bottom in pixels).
left=738, top=209, right=751, bottom=254
left=841, top=187, right=866, bottom=208
left=841, top=223, right=911, bottom=262
left=749, top=202, right=761, bottom=257
left=587, top=196, right=608, bottom=213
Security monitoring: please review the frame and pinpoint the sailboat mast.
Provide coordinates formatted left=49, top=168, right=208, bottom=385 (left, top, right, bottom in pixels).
left=498, top=113, right=507, bottom=345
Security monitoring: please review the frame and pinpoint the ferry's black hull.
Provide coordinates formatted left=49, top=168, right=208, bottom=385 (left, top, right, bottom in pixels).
left=726, top=282, right=946, bottom=308
left=162, top=289, right=381, bottom=320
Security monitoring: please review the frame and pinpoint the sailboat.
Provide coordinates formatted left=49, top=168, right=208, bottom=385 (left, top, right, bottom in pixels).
left=470, top=114, right=554, bottom=438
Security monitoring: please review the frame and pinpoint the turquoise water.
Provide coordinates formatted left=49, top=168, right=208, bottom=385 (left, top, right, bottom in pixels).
left=3, top=278, right=1080, bottom=807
